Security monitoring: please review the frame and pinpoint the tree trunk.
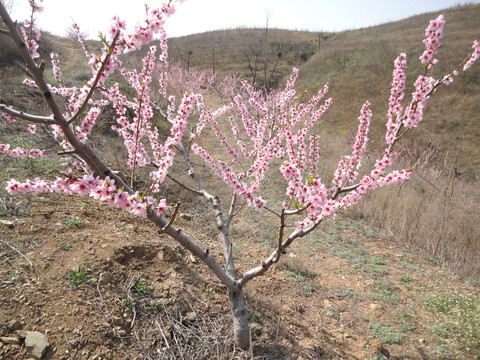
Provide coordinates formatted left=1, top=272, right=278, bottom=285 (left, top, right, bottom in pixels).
left=228, top=286, right=250, bottom=350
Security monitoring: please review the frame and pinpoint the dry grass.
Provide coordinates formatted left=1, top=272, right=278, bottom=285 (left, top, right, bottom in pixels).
left=349, top=143, right=480, bottom=278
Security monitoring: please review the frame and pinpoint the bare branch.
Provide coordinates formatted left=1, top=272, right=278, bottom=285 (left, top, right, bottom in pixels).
left=160, top=202, right=181, bottom=233
left=0, top=239, right=33, bottom=268
left=274, top=210, right=286, bottom=263
left=166, top=173, right=203, bottom=195
left=0, top=104, right=56, bottom=124
left=225, top=192, right=236, bottom=229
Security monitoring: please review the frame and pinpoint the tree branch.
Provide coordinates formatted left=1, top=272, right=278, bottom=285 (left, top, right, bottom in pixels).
left=165, top=173, right=203, bottom=195
left=0, top=104, right=56, bottom=124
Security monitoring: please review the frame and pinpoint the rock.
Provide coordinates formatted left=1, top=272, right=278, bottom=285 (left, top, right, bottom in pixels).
left=250, top=324, right=263, bottom=337
left=113, top=316, right=125, bottom=327
left=7, top=319, right=22, bottom=331
left=179, top=212, right=193, bottom=221
left=0, top=337, right=19, bottom=344
left=24, top=331, right=49, bottom=359
left=370, top=338, right=390, bottom=358
left=17, top=330, right=30, bottom=339
left=369, top=303, right=381, bottom=311
left=67, top=338, right=80, bottom=348
left=98, top=272, right=112, bottom=285
left=182, top=311, right=197, bottom=326
left=0, top=219, right=14, bottom=228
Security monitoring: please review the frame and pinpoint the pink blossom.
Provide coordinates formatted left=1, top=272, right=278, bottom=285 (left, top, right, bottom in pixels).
left=463, top=40, right=480, bottom=71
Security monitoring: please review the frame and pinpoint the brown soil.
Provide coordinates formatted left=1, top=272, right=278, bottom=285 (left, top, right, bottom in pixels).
left=1, top=192, right=477, bottom=359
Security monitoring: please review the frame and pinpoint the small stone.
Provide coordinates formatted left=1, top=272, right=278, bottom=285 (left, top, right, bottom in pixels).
left=17, top=330, right=30, bottom=339
left=418, top=338, right=426, bottom=345
left=98, top=272, right=112, bottom=285
left=7, top=319, right=22, bottom=331
left=369, top=303, right=381, bottom=311
left=0, top=219, right=14, bottom=228
left=25, top=331, right=49, bottom=359
left=179, top=212, right=193, bottom=221
left=117, top=329, right=126, bottom=337
left=185, top=312, right=196, bottom=321
left=0, top=337, right=19, bottom=344
left=67, top=338, right=80, bottom=348
left=182, top=311, right=197, bottom=326
left=113, top=317, right=125, bottom=326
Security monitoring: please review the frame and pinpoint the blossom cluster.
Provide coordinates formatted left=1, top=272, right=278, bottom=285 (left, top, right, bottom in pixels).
left=463, top=40, right=480, bottom=71
left=420, top=15, right=445, bottom=68
left=5, top=175, right=168, bottom=218
left=385, top=53, right=407, bottom=144
left=0, top=144, right=46, bottom=159
left=403, top=75, right=434, bottom=129
left=20, top=0, right=43, bottom=59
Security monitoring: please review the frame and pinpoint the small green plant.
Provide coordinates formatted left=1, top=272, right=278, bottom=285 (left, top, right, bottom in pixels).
left=284, top=269, right=317, bottom=297
left=147, top=300, right=163, bottom=310
left=344, top=288, right=363, bottom=302
left=369, top=322, right=404, bottom=344
left=123, top=299, right=134, bottom=308
left=389, top=309, right=417, bottom=331
left=399, top=274, right=412, bottom=282
left=247, top=311, right=262, bottom=323
left=60, top=242, right=72, bottom=251
left=368, top=281, right=400, bottom=303
left=370, top=353, right=388, bottom=360
left=327, top=305, right=341, bottom=320
left=371, top=257, right=387, bottom=266
left=8, top=269, right=18, bottom=279
left=75, top=199, right=95, bottom=209
left=133, top=279, right=151, bottom=295
left=67, top=268, right=89, bottom=287
left=66, top=217, right=84, bottom=228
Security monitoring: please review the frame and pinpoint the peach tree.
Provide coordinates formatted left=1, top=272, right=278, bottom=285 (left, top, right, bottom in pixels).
left=0, top=0, right=479, bottom=350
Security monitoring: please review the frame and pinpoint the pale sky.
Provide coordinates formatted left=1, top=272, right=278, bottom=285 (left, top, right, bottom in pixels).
left=6, top=0, right=480, bottom=39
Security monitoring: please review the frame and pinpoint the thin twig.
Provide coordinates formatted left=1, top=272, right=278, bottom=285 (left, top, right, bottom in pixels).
left=155, top=319, right=170, bottom=349
left=0, top=239, right=33, bottom=268
left=166, top=173, right=203, bottom=195
left=160, top=202, right=181, bottom=233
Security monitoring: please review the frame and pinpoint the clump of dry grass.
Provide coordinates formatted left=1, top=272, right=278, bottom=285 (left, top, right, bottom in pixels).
left=350, top=144, right=480, bottom=279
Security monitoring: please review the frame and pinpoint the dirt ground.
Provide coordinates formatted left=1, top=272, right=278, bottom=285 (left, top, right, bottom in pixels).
left=1, top=190, right=478, bottom=360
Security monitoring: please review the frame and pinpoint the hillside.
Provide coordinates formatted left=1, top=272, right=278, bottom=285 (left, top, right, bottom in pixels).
left=1, top=3, right=480, bottom=360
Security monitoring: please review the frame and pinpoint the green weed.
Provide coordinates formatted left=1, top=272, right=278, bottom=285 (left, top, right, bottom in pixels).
left=66, top=217, right=84, bottom=228
left=247, top=312, right=262, bottom=323
left=327, top=305, right=341, bottom=320
left=369, top=322, right=404, bottom=344
left=399, top=274, right=412, bottom=282
left=133, top=279, right=151, bottom=295
left=67, top=268, right=89, bottom=287
left=60, top=242, right=72, bottom=251
left=368, top=281, right=400, bottom=303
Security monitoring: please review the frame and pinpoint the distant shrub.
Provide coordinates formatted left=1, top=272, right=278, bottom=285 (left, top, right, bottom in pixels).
left=0, top=34, right=21, bottom=66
